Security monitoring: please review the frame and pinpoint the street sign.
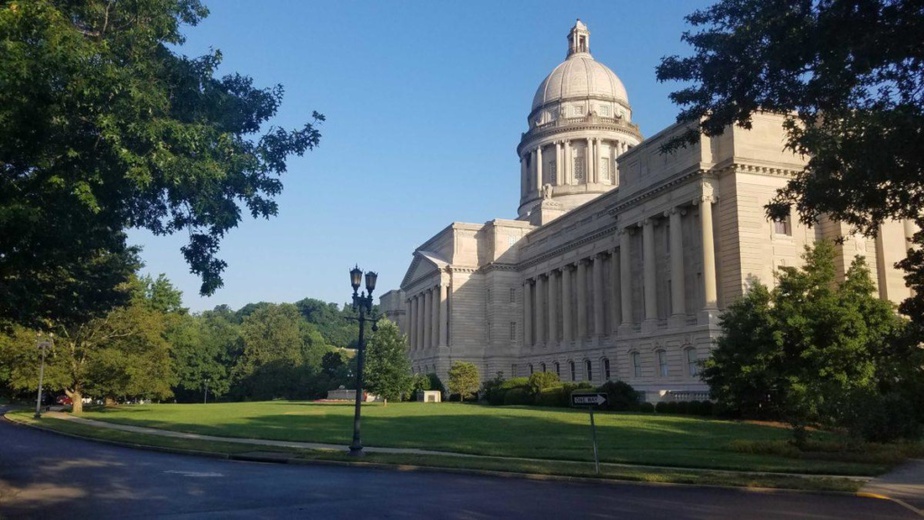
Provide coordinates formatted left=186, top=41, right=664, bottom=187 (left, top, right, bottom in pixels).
left=571, top=392, right=607, bottom=407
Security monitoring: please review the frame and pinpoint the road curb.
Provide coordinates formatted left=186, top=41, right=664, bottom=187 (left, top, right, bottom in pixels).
left=856, top=492, right=924, bottom=517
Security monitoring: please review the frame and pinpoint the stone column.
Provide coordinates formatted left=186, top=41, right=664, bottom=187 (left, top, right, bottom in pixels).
left=592, top=254, right=605, bottom=337
left=564, top=140, right=572, bottom=185
left=423, top=289, right=432, bottom=349
left=431, top=284, right=440, bottom=347
left=439, top=283, right=449, bottom=346
left=414, top=296, right=423, bottom=350
left=561, top=265, right=573, bottom=342
left=619, top=230, right=632, bottom=326
left=577, top=260, right=588, bottom=339
left=408, top=298, right=416, bottom=350
left=535, top=274, right=546, bottom=345
left=585, top=138, right=592, bottom=183
left=699, top=196, right=718, bottom=310
left=609, top=248, right=620, bottom=333
left=547, top=270, right=558, bottom=345
left=669, top=208, right=686, bottom=317
left=536, top=146, right=543, bottom=188
left=417, top=295, right=426, bottom=351
left=520, top=156, right=527, bottom=195
left=523, top=280, right=533, bottom=347
left=593, top=138, right=601, bottom=184
left=905, top=219, right=919, bottom=245
left=555, top=142, right=562, bottom=186
left=642, top=219, right=657, bottom=321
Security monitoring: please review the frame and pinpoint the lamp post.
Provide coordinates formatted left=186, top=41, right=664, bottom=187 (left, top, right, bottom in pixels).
left=348, top=265, right=380, bottom=456
left=204, top=377, right=210, bottom=404
left=34, top=334, right=53, bottom=419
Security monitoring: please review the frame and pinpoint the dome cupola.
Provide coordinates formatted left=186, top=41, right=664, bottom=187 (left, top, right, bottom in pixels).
left=516, top=20, right=643, bottom=224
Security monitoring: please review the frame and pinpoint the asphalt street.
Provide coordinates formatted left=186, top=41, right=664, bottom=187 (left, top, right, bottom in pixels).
left=0, top=417, right=917, bottom=519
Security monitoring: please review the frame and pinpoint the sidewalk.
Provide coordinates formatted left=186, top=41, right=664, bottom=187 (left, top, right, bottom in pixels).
left=14, top=410, right=924, bottom=516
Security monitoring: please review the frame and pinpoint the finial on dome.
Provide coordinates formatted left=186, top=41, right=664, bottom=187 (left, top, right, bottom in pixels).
left=568, top=19, right=591, bottom=58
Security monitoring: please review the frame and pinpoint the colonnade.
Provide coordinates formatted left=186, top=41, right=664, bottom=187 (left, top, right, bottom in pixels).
left=406, top=283, right=448, bottom=352
left=522, top=195, right=718, bottom=348
left=521, top=138, right=633, bottom=193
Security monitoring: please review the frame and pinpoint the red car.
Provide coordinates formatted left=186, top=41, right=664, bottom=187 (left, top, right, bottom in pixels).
left=56, top=395, right=72, bottom=405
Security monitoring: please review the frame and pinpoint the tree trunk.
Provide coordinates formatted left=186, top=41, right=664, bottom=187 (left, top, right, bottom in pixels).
left=67, top=389, right=83, bottom=414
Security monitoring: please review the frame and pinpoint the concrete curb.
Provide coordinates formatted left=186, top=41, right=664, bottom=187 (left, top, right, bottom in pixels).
left=856, top=492, right=924, bottom=517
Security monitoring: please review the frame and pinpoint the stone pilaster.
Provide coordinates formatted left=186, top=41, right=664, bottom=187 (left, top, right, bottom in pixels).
left=431, top=284, right=440, bottom=348
left=439, top=283, right=449, bottom=346
left=548, top=270, right=558, bottom=346
left=699, top=195, right=718, bottom=311
left=577, top=260, right=588, bottom=340
left=423, top=289, right=432, bottom=350
left=561, top=265, right=573, bottom=343
left=669, top=208, right=686, bottom=320
left=535, top=274, right=546, bottom=345
left=609, top=248, right=620, bottom=334
left=619, top=229, right=632, bottom=327
left=523, top=280, right=533, bottom=347
left=592, top=254, right=605, bottom=337
left=642, top=219, right=657, bottom=323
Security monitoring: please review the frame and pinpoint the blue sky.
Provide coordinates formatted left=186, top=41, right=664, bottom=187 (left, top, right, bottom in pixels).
left=130, top=0, right=713, bottom=312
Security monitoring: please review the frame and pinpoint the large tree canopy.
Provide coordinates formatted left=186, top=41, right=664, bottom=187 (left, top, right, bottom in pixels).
left=656, top=0, right=924, bottom=322
left=0, top=0, right=322, bottom=328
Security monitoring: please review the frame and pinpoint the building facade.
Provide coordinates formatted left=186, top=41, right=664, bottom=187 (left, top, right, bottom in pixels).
left=378, top=21, right=915, bottom=401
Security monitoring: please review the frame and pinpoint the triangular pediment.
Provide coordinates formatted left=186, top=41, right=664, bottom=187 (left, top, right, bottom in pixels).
left=401, top=250, right=449, bottom=290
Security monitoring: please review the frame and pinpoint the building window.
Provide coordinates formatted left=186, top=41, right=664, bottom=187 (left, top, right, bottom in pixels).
left=548, top=160, right=557, bottom=184
left=572, top=106, right=583, bottom=117
left=600, top=159, right=610, bottom=182
left=569, top=361, right=576, bottom=381
left=603, top=358, right=611, bottom=380
left=509, top=287, right=516, bottom=303
left=487, top=288, right=491, bottom=302
left=540, top=362, right=547, bottom=373
left=657, top=350, right=668, bottom=377
left=774, top=214, right=792, bottom=236
left=574, top=156, right=586, bottom=183
left=585, top=360, right=593, bottom=381
left=554, top=362, right=561, bottom=377
left=528, top=363, right=534, bottom=375
left=509, top=321, right=516, bottom=342
left=686, top=348, right=698, bottom=377
left=511, top=364, right=517, bottom=377
left=600, top=105, right=611, bottom=117
left=631, top=352, right=641, bottom=378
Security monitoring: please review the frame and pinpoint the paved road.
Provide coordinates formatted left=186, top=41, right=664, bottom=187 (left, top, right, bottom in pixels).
left=0, top=418, right=917, bottom=519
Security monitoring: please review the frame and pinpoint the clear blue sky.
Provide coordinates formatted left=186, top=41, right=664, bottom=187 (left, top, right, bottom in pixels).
left=130, top=0, right=713, bottom=312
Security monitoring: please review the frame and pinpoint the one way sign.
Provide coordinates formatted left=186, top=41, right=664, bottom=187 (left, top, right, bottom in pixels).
left=571, top=392, right=607, bottom=407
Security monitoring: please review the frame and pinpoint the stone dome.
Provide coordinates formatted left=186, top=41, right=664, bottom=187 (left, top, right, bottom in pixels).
left=530, top=20, right=630, bottom=115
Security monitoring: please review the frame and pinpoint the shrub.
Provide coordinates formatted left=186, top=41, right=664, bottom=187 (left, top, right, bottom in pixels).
left=638, top=402, right=655, bottom=413
left=535, top=386, right=567, bottom=407
left=597, top=380, right=640, bottom=411
left=503, top=387, right=533, bottom=406
left=699, top=400, right=715, bottom=416
left=675, top=400, right=690, bottom=415
left=482, top=375, right=530, bottom=406
left=840, top=391, right=923, bottom=443
left=426, top=373, right=445, bottom=394
left=655, top=401, right=668, bottom=413
left=528, top=372, right=561, bottom=395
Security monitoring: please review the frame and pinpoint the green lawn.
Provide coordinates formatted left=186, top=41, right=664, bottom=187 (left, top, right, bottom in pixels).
left=74, top=401, right=892, bottom=475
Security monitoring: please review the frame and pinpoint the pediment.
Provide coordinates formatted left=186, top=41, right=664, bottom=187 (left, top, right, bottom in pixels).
left=400, top=250, right=449, bottom=290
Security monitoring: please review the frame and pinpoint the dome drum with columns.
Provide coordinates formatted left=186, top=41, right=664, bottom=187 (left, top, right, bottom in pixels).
left=378, top=21, right=915, bottom=402
left=517, top=21, right=642, bottom=223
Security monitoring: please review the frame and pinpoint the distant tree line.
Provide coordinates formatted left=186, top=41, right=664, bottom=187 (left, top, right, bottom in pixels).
left=0, top=274, right=419, bottom=409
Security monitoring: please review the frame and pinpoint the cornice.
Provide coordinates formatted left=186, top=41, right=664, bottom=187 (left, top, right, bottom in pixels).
left=606, top=167, right=706, bottom=216
left=517, top=120, right=643, bottom=155
left=518, top=220, right=621, bottom=271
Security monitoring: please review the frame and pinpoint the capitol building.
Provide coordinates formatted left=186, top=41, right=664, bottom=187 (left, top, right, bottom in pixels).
left=379, top=21, right=915, bottom=401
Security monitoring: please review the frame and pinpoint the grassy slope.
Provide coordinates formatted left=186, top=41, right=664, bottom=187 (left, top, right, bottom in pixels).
left=73, top=401, right=890, bottom=475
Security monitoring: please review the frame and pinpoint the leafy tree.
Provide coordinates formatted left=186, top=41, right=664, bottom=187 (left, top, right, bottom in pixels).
left=364, top=321, right=412, bottom=404
left=0, top=0, right=323, bottom=329
left=656, top=0, right=924, bottom=324
left=230, top=303, right=330, bottom=400
left=296, top=298, right=357, bottom=348
left=447, top=361, right=480, bottom=402
left=703, top=242, right=909, bottom=443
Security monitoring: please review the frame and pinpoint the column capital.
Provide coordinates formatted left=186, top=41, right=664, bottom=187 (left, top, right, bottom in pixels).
left=664, top=207, right=687, bottom=218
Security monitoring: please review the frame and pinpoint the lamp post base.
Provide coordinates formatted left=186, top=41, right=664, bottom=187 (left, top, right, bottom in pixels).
left=348, top=445, right=365, bottom=457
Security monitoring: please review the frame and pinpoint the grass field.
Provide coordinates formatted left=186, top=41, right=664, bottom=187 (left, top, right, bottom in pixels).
left=68, top=401, right=898, bottom=476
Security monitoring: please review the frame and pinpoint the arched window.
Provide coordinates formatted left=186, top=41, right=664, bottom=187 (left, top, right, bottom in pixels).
left=528, top=363, right=534, bottom=375
left=585, top=359, right=593, bottom=381
left=569, top=361, right=576, bottom=381
left=657, top=350, right=668, bottom=377
left=554, top=362, right=561, bottom=377
left=603, top=358, right=611, bottom=380
left=685, top=348, right=698, bottom=377
left=540, top=362, right=547, bottom=373
left=631, top=352, right=641, bottom=378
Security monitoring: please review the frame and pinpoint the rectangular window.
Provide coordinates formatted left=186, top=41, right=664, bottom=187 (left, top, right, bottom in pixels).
left=600, top=159, right=609, bottom=181
left=632, top=353, right=641, bottom=378
left=511, top=364, right=517, bottom=377
left=774, top=214, right=792, bottom=236
left=600, top=105, right=611, bottom=117
left=572, top=106, right=583, bottom=117
left=570, top=361, right=576, bottom=382
left=585, top=360, right=592, bottom=381
left=574, top=158, right=586, bottom=183
left=509, top=288, right=516, bottom=303
left=604, top=358, right=611, bottom=380
left=509, top=321, right=516, bottom=342
left=658, top=350, right=669, bottom=377
left=686, top=348, right=699, bottom=377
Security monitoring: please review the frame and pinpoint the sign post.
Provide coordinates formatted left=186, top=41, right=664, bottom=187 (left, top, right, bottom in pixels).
left=570, top=392, right=607, bottom=474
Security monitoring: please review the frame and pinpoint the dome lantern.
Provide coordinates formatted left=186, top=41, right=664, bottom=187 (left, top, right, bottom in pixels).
left=568, top=19, right=590, bottom=57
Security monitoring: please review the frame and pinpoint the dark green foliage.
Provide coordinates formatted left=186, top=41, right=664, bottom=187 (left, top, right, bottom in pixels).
left=527, top=372, right=560, bottom=395
left=655, top=402, right=668, bottom=414
left=502, top=387, right=532, bottom=406
left=535, top=386, right=568, bottom=407
left=704, top=242, right=917, bottom=443
left=295, top=298, right=357, bottom=348
left=447, top=361, right=480, bottom=402
left=0, top=0, right=323, bottom=328
left=425, top=373, right=445, bottom=394
left=638, top=402, right=655, bottom=413
left=597, top=380, right=640, bottom=411
left=656, top=0, right=924, bottom=328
